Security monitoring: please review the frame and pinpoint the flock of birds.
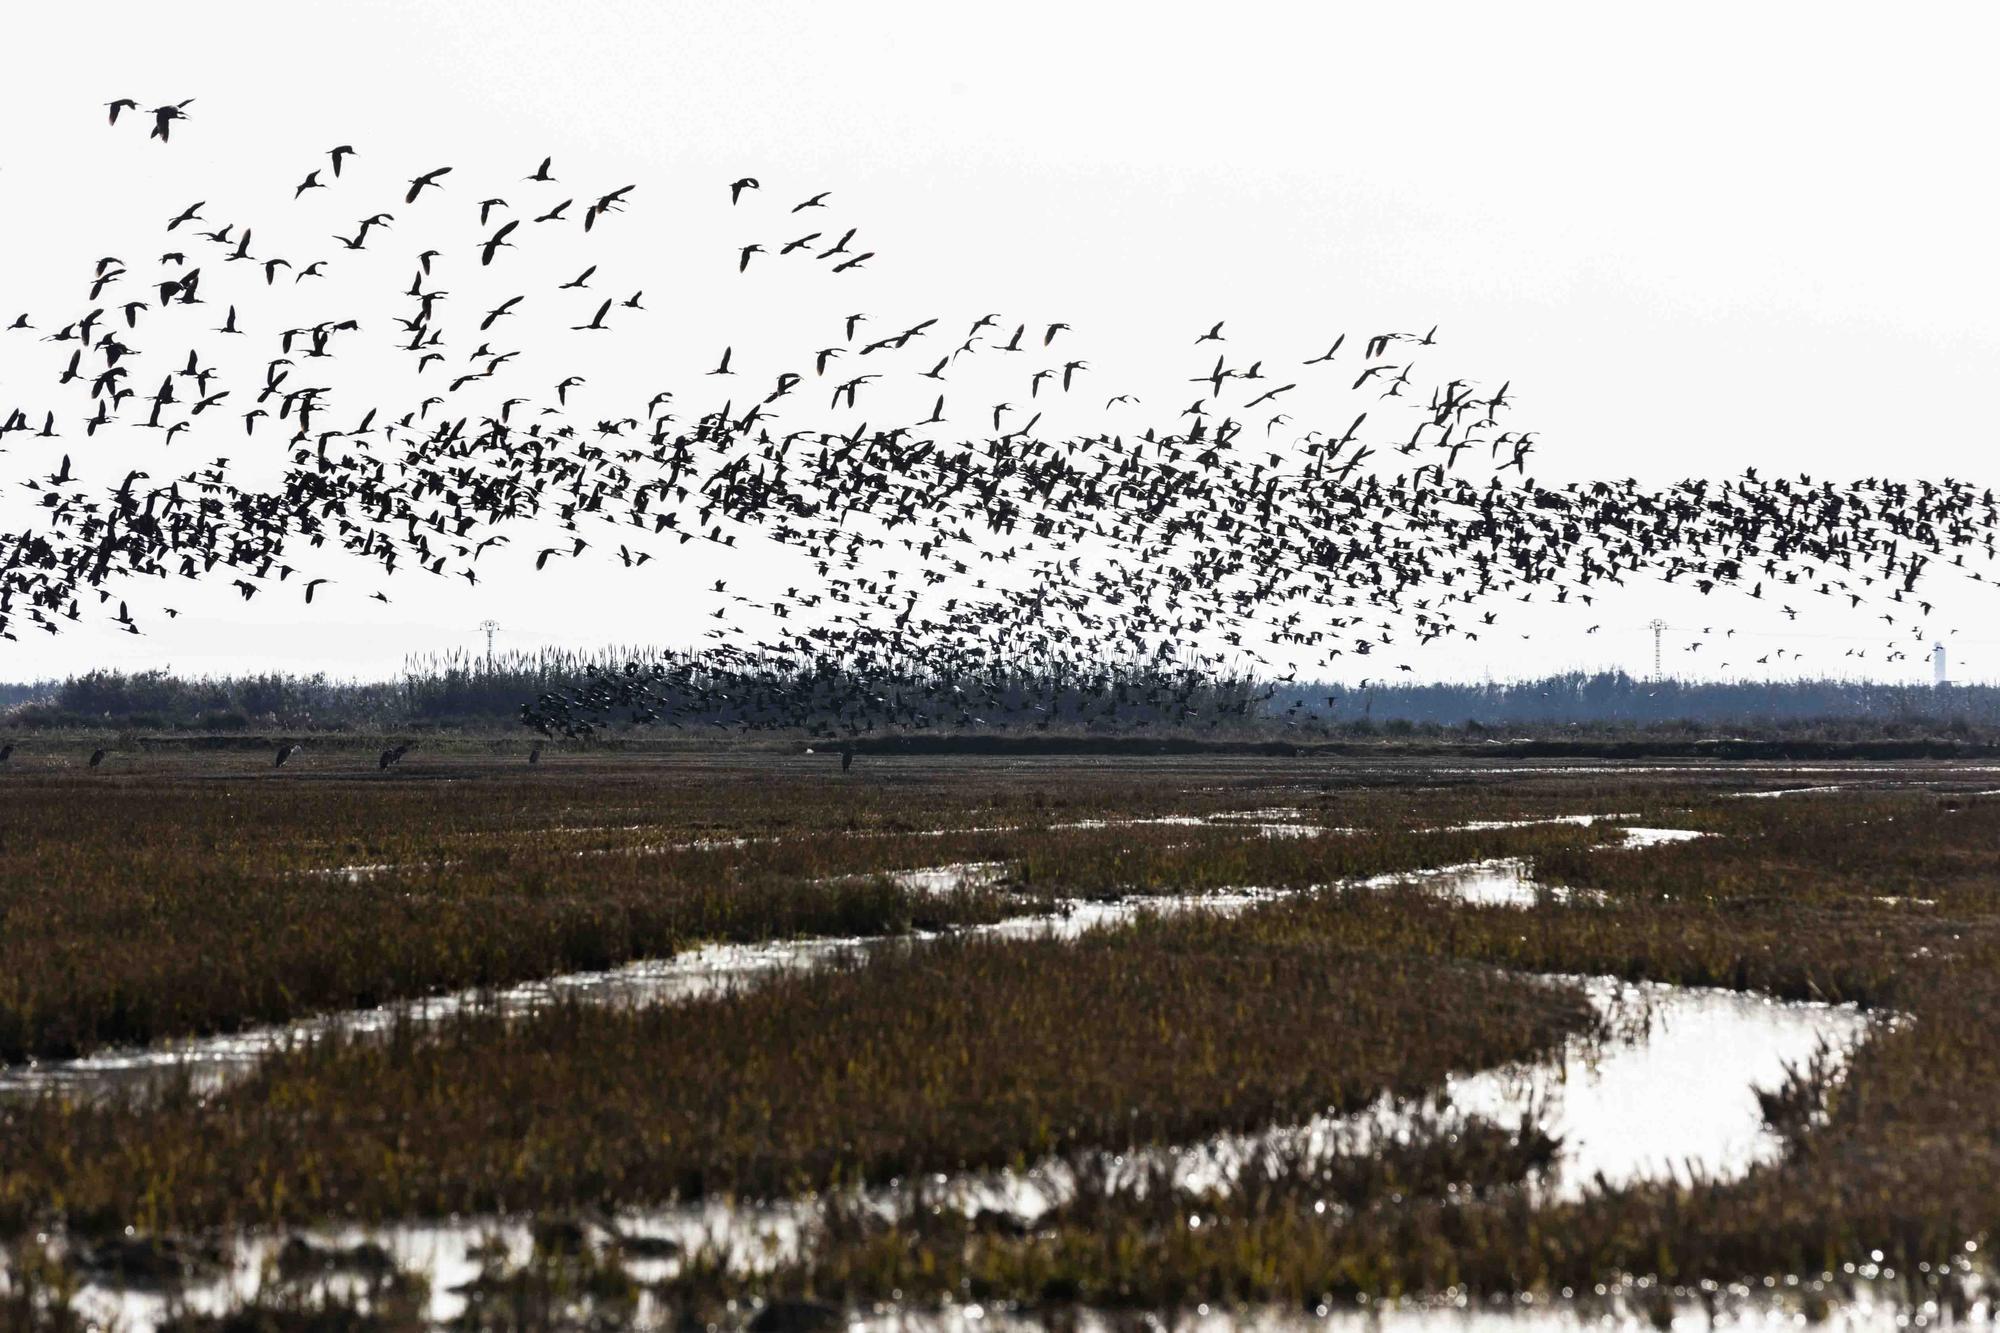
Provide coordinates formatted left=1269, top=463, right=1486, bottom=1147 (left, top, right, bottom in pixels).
left=1, top=101, right=1995, bottom=739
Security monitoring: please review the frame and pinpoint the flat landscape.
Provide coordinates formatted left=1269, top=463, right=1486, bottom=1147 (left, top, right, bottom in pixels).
left=4, top=2, right=1994, bottom=1328
left=3, top=745, right=1998, bottom=1329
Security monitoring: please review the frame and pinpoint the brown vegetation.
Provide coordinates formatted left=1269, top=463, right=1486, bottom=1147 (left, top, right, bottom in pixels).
left=6, top=757, right=2000, bottom=1323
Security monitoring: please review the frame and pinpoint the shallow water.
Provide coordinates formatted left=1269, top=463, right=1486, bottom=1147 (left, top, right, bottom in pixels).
left=1617, top=826, right=1707, bottom=847
left=4, top=806, right=1899, bottom=1328
left=19, top=890, right=1888, bottom=1329
left=1360, top=824, right=1707, bottom=908
left=25, top=887, right=1292, bottom=1327
left=11, top=815, right=1714, bottom=1101
left=1439, top=763, right=2000, bottom=779
left=1207, top=806, right=1310, bottom=822
left=1363, top=858, right=1603, bottom=908
left=844, top=1271, right=1980, bottom=1331
left=39, top=964, right=1877, bottom=1329
left=937, top=973, right=1871, bottom=1216
left=888, top=861, right=1012, bottom=895
left=301, top=810, right=1346, bottom=883
left=1455, top=976, right=1869, bottom=1197
left=1440, top=813, right=1638, bottom=832
left=0, top=933, right=876, bottom=1099
left=297, top=790, right=1738, bottom=887
left=53, top=1248, right=1960, bottom=1333
left=0, top=886, right=1276, bottom=1101
left=1048, top=812, right=1341, bottom=838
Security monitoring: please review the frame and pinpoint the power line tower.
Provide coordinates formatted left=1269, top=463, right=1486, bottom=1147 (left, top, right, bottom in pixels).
left=478, top=619, right=501, bottom=671
left=1647, top=619, right=1667, bottom=681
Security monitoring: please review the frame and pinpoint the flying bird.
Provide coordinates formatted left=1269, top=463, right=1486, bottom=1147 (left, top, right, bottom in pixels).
left=405, top=166, right=452, bottom=203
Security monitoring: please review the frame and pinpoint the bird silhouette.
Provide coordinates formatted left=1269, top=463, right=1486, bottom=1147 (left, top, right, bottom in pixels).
left=6, top=97, right=1992, bottom=751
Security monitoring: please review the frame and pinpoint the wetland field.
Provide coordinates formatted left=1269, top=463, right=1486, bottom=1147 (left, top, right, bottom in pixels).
left=3, top=744, right=2000, bottom=1330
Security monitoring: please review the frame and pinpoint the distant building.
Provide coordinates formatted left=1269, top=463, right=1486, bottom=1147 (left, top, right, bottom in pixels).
left=1933, top=641, right=1948, bottom=686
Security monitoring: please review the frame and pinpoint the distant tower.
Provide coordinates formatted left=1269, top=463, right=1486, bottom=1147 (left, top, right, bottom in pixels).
left=479, top=619, right=501, bottom=670
left=1933, top=641, right=1948, bottom=686
left=1647, top=619, right=1667, bottom=681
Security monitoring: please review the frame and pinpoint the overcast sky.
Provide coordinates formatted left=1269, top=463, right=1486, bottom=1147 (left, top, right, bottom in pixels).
left=4, top=1, right=1997, bottom=684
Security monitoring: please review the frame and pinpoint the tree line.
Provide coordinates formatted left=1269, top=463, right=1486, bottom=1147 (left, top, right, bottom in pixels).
left=4, top=657, right=1996, bottom=735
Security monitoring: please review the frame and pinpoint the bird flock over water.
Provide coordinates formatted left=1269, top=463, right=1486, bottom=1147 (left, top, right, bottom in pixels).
left=1, top=101, right=1995, bottom=737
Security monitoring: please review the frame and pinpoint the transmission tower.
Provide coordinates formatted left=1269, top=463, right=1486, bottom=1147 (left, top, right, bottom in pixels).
left=478, top=619, right=501, bottom=670
left=1647, top=619, right=1667, bottom=680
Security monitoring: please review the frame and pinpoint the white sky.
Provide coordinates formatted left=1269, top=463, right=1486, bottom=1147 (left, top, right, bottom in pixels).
left=2, top=0, right=1997, bottom=684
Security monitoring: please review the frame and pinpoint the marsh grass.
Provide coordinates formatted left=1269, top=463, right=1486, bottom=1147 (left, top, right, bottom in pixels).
left=665, top=786, right=2000, bottom=1310
left=9, top=760, right=2000, bottom=1319
left=0, top=1243, right=85, bottom=1333
left=686, top=1114, right=1563, bottom=1312
left=444, top=1232, right=641, bottom=1333
left=152, top=1271, right=431, bottom=1333
left=0, top=908, right=1594, bottom=1235
left=0, top=868, right=1006, bottom=1064
left=0, top=757, right=1695, bottom=1061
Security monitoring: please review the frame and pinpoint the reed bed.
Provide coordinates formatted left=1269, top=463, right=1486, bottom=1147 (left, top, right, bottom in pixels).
left=5, top=759, right=1999, bottom=1322
left=0, top=756, right=1703, bottom=1061
left=0, top=910, right=1594, bottom=1235
left=659, top=787, right=2000, bottom=1310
